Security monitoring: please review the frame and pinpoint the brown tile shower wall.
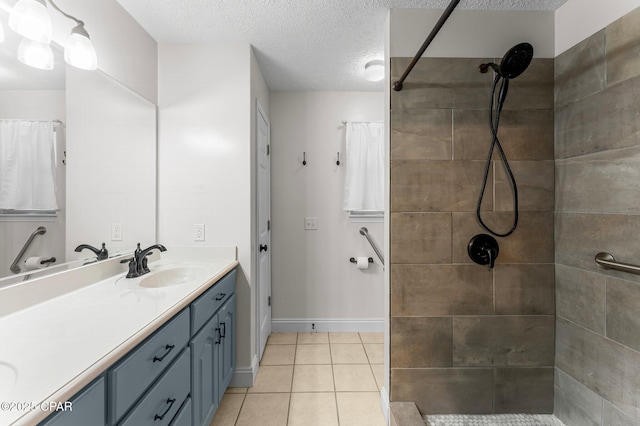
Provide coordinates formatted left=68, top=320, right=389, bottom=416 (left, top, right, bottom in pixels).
left=389, top=57, right=555, bottom=414
left=554, top=6, right=640, bottom=426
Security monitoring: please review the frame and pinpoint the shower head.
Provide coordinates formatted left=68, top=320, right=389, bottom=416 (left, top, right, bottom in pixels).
left=479, top=42, right=534, bottom=79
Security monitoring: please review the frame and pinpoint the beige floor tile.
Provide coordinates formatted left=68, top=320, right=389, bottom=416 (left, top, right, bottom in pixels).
left=336, top=392, right=387, bottom=426
left=235, top=393, right=290, bottom=426
left=371, top=363, right=385, bottom=390
left=225, top=387, right=248, bottom=394
left=248, top=365, right=293, bottom=393
left=295, top=344, right=331, bottom=364
left=364, top=343, right=384, bottom=364
left=360, top=332, right=384, bottom=343
left=330, top=343, right=368, bottom=364
left=333, top=364, right=378, bottom=391
left=287, top=392, right=339, bottom=426
left=268, top=332, right=298, bottom=345
left=297, top=332, right=329, bottom=344
left=261, top=344, right=296, bottom=365
left=291, top=364, right=335, bottom=392
left=210, top=393, right=245, bottom=426
left=329, top=332, right=362, bottom=343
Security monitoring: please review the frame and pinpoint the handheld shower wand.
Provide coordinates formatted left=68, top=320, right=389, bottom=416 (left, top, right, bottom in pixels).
left=476, top=42, right=533, bottom=238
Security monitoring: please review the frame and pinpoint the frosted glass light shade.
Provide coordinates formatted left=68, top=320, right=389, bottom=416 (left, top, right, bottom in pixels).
left=364, top=59, right=385, bottom=82
left=0, top=21, right=4, bottom=43
left=64, top=25, right=97, bottom=70
left=17, top=38, right=54, bottom=70
left=8, top=0, right=52, bottom=44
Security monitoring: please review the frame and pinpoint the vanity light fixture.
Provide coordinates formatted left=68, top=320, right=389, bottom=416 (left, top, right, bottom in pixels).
left=364, top=59, right=385, bottom=82
left=0, top=20, right=4, bottom=43
left=17, top=38, right=54, bottom=70
left=8, top=0, right=97, bottom=70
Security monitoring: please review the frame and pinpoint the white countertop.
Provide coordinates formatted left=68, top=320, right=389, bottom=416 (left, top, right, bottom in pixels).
left=0, top=247, right=238, bottom=426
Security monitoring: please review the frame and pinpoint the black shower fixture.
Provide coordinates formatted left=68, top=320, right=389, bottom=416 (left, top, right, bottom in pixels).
left=476, top=42, right=534, bottom=238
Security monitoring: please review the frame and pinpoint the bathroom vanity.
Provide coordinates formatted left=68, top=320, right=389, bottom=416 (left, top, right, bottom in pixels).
left=0, top=247, right=238, bottom=426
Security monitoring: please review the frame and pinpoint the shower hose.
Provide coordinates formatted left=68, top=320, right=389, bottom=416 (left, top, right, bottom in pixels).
left=476, top=75, right=519, bottom=237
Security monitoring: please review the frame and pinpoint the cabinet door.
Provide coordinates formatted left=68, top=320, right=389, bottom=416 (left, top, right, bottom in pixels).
left=218, top=294, right=236, bottom=395
left=40, top=377, right=105, bottom=426
left=190, top=313, right=220, bottom=426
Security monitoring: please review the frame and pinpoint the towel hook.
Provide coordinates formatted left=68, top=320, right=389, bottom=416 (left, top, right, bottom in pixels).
left=336, top=152, right=340, bottom=166
left=303, top=152, right=307, bottom=166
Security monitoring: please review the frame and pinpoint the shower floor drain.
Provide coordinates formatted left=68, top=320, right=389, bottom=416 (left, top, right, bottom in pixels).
left=424, top=414, right=566, bottom=426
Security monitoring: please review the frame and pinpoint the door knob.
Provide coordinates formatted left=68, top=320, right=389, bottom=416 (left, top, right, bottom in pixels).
left=260, top=244, right=268, bottom=252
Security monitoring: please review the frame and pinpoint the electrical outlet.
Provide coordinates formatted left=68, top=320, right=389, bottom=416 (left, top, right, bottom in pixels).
left=111, top=223, right=122, bottom=241
left=304, top=217, right=317, bottom=230
left=194, top=224, right=205, bottom=241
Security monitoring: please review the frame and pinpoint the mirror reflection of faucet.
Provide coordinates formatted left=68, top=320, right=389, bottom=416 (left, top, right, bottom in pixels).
left=75, top=242, right=109, bottom=260
left=120, top=243, right=167, bottom=278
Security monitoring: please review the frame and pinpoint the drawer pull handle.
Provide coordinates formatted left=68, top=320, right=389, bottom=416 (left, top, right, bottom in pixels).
left=220, top=322, right=226, bottom=338
left=153, top=344, right=175, bottom=363
left=154, top=398, right=176, bottom=421
left=215, top=293, right=226, bottom=301
left=215, top=327, right=221, bottom=344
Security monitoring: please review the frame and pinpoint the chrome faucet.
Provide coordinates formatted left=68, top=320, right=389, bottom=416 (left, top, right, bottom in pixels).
left=75, top=242, right=109, bottom=260
left=121, top=243, right=167, bottom=278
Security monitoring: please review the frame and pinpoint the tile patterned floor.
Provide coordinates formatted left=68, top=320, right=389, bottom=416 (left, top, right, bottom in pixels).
left=211, top=332, right=386, bottom=426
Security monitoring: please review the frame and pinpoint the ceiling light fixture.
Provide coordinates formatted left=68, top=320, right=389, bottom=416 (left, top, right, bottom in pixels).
left=364, top=59, right=385, bottom=82
left=8, top=0, right=97, bottom=70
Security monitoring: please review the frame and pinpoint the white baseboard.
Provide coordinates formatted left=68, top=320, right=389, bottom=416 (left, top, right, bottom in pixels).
left=271, top=318, right=384, bottom=333
left=229, top=354, right=258, bottom=388
left=380, top=387, right=390, bottom=426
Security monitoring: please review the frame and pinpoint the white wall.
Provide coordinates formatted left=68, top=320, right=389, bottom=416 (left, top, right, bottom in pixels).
left=157, top=43, right=258, bottom=381
left=390, top=9, right=555, bottom=59
left=555, top=0, right=640, bottom=55
left=0, top=91, right=66, bottom=276
left=269, top=92, right=385, bottom=330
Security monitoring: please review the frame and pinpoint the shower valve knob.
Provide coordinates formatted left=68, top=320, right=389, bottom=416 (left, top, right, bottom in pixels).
left=468, top=234, right=499, bottom=269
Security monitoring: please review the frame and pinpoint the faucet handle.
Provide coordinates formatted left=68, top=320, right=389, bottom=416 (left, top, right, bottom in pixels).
left=120, top=257, right=139, bottom=278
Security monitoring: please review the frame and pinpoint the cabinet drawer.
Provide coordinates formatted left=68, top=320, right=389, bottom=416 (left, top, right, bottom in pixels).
left=40, top=377, right=105, bottom=426
left=169, top=397, right=191, bottom=426
left=191, top=268, right=236, bottom=335
left=119, top=348, right=191, bottom=426
left=109, top=309, right=190, bottom=423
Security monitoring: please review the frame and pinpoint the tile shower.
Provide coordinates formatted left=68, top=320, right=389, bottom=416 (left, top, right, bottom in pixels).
left=389, top=5, right=640, bottom=426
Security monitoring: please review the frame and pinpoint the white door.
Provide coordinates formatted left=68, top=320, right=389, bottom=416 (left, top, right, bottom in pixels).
left=256, top=100, right=271, bottom=360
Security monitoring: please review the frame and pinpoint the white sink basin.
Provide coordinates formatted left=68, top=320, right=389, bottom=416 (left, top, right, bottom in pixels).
left=0, top=363, right=17, bottom=399
left=116, top=263, right=215, bottom=289
left=139, top=266, right=209, bottom=288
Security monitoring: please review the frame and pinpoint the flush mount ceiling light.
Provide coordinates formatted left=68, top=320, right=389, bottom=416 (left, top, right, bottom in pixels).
left=8, top=0, right=97, bottom=70
left=364, top=59, right=385, bottom=82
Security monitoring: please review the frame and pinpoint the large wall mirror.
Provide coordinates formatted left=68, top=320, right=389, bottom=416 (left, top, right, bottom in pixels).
left=0, top=5, right=156, bottom=283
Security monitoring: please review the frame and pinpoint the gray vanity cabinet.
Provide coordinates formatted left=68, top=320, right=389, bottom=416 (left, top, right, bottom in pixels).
left=190, top=271, right=237, bottom=426
left=40, top=377, right=105, bottom=426
left=37, top=267, right=237, bottom=426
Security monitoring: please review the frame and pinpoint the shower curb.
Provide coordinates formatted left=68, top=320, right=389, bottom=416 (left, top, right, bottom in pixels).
left=390, top=402, right=424, bottom=426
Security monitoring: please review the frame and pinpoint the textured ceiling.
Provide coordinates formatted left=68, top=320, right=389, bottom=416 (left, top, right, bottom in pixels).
left=115, top=0, right=569, bottom=92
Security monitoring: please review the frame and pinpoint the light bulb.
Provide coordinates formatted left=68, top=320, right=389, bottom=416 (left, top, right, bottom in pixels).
left=64, top=24, right=97, bottom=70
left=364, top=59, right=385, bottom=82
left=8, top=0, right=52, bottom=44
left=17, top=38, right=54, bottom=70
